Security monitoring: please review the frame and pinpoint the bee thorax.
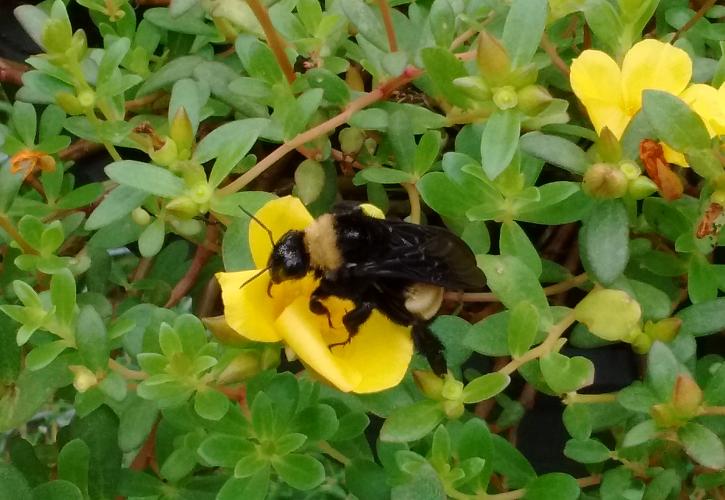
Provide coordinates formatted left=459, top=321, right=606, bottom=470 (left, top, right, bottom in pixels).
left=304, top=214, right=343, bottom=272
left=404, top=283, right=444, bottom=320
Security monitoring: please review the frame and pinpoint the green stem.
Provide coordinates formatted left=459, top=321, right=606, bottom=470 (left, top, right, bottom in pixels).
left=318, top=441, right=351, bottom=466
left=0, top=213, right=37, bottom=255
left=564, top=392, right=618, bottom=405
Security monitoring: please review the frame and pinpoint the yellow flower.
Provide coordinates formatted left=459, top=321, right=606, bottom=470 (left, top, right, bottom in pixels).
left=216, top=196, right=414, bottom=393
left=570, top=39, right=692, bottom=139
left=662, top=82, right=725, bottom=166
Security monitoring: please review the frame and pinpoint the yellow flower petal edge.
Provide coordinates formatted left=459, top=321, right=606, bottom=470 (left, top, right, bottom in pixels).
left=249, top=196, right=314, bottom=268
left=620, top=39, right=691, bottom=116
left=216, top=270, right=283, bottom=342
left=681, top=83, right=725, bottom=137
left=570, top=50, right=625, bottom=136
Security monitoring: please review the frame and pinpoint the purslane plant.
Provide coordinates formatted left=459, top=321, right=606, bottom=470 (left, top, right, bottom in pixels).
left=1, top=0, right=724, bottom=499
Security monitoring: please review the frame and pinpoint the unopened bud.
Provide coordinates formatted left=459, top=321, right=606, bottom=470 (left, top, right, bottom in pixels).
left=131, top=207, right=151, bottom=226
left=170, top=107, right=194, bottom=160
left=506, top=63, right=538, bottom=88
left=42, top=18, right=72, bottom=53
left=188, top=183, right=213, bottom=206
left=477, top=32, right=511, bottom=85
left=260, top=346, right=281, bottom=370
left=77, top=89, right=95, bottom=109
left=516, top=85, right=552, bottom=114
left=166, top=196, right=198, bottom=217
left=452, top=76, right=491, bottom=100
left=413, top=370, right=444, bottom=399
left=69, top=365, right=98, bottom=393
left=68, top=30, right=87, bottom=60
left=619, top=161, right=640, bottom=180
left=627, top=176, right=658, bottom=200
left=441, top=375, right=464, bottom=401
left=203, top=315, right=252, bottom=346
left=169, top=217, right=203, bottom=236
left=56, top=92, right=84, bottom=115
left=492, top=86, right=518, bottom=110
left=339, top=127, right=365, bottom=155
left=583, top=163, right=628, bottom=199
left=216, top=352, right=260, bottom=384
left=443, top=399, right=465, bottom=419
left=671, top=373, right=703, bottom=418
left=149, top=138, right=178, bottom=167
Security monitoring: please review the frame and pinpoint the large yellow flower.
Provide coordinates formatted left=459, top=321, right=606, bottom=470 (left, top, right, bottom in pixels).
left=216, top=196, right=414, bottom=393
left=570, top=39, right=692, bottom=139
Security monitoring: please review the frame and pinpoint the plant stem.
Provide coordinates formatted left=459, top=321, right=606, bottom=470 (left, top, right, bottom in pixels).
left=446, top=273, right=588, bottom=302
left=486, top=475, right=601, bottom=499
left=246, top=0, right=296, bottom=84
left=699, top=406, right=725, bottom=416
left=375, top=0, right=397, bottom=52
left=0, top=57, right=29, bottom=85
left=318, top=441, right=351, bottom=466
left=499, top=311, right=576, bottom=376
left=402, top=182, right=421, bottom=224
left=165, top=223, right=219, bottom=308
left=671, top=0, right=716, bottom=43
left=540, top=32, right=570, bottom=77
left=108, top=358, right=147, bottom=380
left=218, top=67, right=423, bottom=195
left=0, top=213, right=37, bottom=255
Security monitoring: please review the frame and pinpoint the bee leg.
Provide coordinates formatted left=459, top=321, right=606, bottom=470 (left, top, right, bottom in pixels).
left=328, top=301, right=374, bottom=349
left=412, top=322, right=447, bottom=376
left=309, top=297, right=333, bottom=328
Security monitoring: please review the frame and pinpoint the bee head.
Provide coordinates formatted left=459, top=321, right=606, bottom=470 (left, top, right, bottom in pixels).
left=268, top=230, right=309, bottom=283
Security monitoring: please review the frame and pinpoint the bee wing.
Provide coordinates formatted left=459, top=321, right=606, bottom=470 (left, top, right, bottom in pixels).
left=344, top=219, right=486, bottom=290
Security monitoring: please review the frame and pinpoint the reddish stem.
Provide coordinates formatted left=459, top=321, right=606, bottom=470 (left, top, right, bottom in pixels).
left=0, top=57, right=29, bottom=86
left=245, top=0, right=296, bottom=84
left=375, top=0, right=398, bottom=52
left=164, top=223, right=219, bottom=308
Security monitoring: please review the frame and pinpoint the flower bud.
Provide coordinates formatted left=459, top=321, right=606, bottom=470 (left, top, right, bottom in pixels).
left=188, top=183, right=213, bottom=206
left=516, top=85, right=552, bottom=114
left=443, top=399, right=465, bottom=419
left=492, top=86, right=518, bottom=110
left=671, top=373, right=702, bottom=418
left=413, top=370, right=444, bottom=399
left=574, top=289, right=642, bottom=342
left=644, top=318, right=681, bottom=343
left=476, top=32, right=511, bottom=85
left=77, top=89, right=96, bottom=109
left=582, top=163, right=628, bottom=199
left=619, top=161, right=641, bottom=180
left=260, top=345, right=281, bottom=370
left=452, top=76, right=491, bottom=100
left=441, top=375, right=464, bottom=401
left=68, top=29, right=87, bottom=60
left=339, top=127, right=365, bottom=155
left=627, top=176, right=658, bottom=200
left=131, top=207, right=152, bottom=226
left=506, top=63, right=538, bottom=88
left=170, top=107, right=194, bottom=160
left=149, top=138, right=178, bottom=167
left=56, top=92, right=85, bottom=115
left=42, top=18, right=72, bottom=54
left=169, top=217, right=203, bottom=237
left=165, top=196, right=199, bottom=218
left=69, top=365, right=98, bottom=393
left=216, top=352, right=261, bottom=384
left=203, top=315, right=253, bottom=346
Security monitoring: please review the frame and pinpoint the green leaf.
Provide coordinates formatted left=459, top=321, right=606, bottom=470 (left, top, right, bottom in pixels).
left=562, top=404, right=592, bottom=440
left=0, top=316, right=21, bottom=382
left=75, top=305, right=109, bottom=371
left=490, top=434, right=536, bottom=488
left=136, top=55, right=205, bottom=96
left=429, top=0, right=455, bottom=48
left=462, top=372, right=510, bottom=404
left=118, top=397, right=158, bottom=452
left=272, top=454, right=324, bottom=490
left=138, top=218, right=165, bottom=258
left=30, top=481, right=82, bottom=500
left=217, top=470, right=269, bottom=500
left=144, top=6, right=217, bottom=36
left=0, top=163, right=25, bottom=213
left=647, top=342, right=682, bottom=400
left=345, top=460, right=391, bottom=500
left=501, top=0, right=548, bottom=68
left=519, top=132, right=589, bottom=175
left=563, top=438, right=610, bottom=464
left=195, top=118, right=268, bottom=165
left=643, top=469, right=680, bottom=500
left=194, top=388, right=229, bottom=421
left=390, top=460, right=446, bottom=500
left=235, top=35, right=285, bottom=85
left=500, top=221, right=542, bottom=277
left=97, top=37, right=131, bottom=87
left=291, top=404, right=339, bottom=441
left=685, top=147, right=724, bottom=180
left=477, top=255, right=552, bottom=327
left=198, top=435, right=254, bottom=468
left=540, top=352, right=595, bottom=394
left=523, top=472, right=580, bottom=500
left=85, top=185, right=148, bottom=230
left=678, top=422, right=725, bottom=469
left=353, top=167, right=415, bottom=186
left=105, top=161, right=185, bottom=198
left=57, top=183, right=104, bottom=210
left=305, top=68, right=350, bottom=106
left=418, top=172, right=490, bottom=218
left=57, top=439, right=89, bottom=495
left=339, top=0, right=387, bottom=51
left=12, top=101, right=37, bottom=146
left=332, top=411, right=369, bottom=441
left=26, top=341, right=68, bottom=371
left=348, top=109, right=388, bottom=130
left=583, top=0, right=622, bottom=54
left=688, top=254, right=718, bottom=304
left=0, top=463, right=32, bottom=500
left=481, top=110, right=521, bottom=180
left=168, top=79, right=206, bottom=136
left=50, top=269, right=75, bottom=327
left=622, top=419, right=658, bottom=448
left=251, top=392, right=276, bottom=440
left=508, top=301, right=540, bottom=357
left=294, top=160, right=326, bottom=204
left=117, top=470, right=164, bottom=498
left=574, top=289, right=641, bottom=342
left=642, top=90, right=711, bottom=151
left=581, top=199, right=629, bottom=285
left=380, top=400, right=445, bottom=442
left=420, top=47, right=470, bottom=108
left=677, top=298, right=725, bottom=337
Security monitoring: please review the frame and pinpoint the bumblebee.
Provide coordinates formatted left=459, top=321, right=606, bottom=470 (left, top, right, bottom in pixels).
left=258, top=203, right=486, bottom=375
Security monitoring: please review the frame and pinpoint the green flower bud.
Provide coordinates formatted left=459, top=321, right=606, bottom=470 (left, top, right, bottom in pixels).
left=441, top=375, right=464, bottom=401
left=77, top=89, right=96, bottom=109
left=619, top=161, right=641, bottom=180
left=203, top=315, right=253, bottom=346
left=216, top=352, right=261, bottom=384
left=476, top=32, right=511, bottom=85
left=339, top=127, right=365, bottom=155
left=55, top=91, right=84, bottom=115
left=582, top=163, right=628, bottom=199
left=68, top=29, right=87, bottom=60
left=131, top=207, right=152, bottom=226
left=170, top=107, right=194, bottom=160
left=414, top=370, right=444, bottom=399
left=169, top=217, right=203, bottom=236
left=627, top=176, right=658, bottom=200
left=452, top=76, right=491, bottom=100
left=149, top=138, right=178, bottom=167
left=443, top=399, right=465, bottom=419
left=189, top=183, right=213, bottom=206
left=516, top=84, right=552, bottom=114
left=574, top=289, right=642, bottom=342
left=492, top=86, right=518, bottom=110
left=671, top=373, right=702, bottom=418
left=260, top=346, right=281, bottom=370
left=42, top=18, right=72, bottom=54
left=166, top=196, right=199, bottom=218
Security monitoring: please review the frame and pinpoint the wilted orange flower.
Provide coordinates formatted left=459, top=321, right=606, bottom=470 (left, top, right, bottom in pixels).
left=10, top=149, right=56, bottom=179
left=639, top=140, right=684, bottom=201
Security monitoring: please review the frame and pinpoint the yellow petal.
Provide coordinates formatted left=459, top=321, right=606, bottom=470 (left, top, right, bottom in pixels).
left=216, top=270, right=315, bottom=342
left=662, top=143, right=688, bottom=168
left=330, top=310, right=414, bottom=393
left=681, top=83, right=725, bottom=137
left=570, top=50, right=625, bottom=135
left=621, top=39, right=691, bottom=115
left=249, top=196, right=314, bottom=268
left=275, top=296, right=360, bottom=392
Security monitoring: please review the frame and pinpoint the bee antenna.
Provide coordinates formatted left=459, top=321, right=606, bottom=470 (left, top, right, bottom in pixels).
left=240, top=266, right=270, bottom=289
left=240, top=206, right=275, bottom=246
